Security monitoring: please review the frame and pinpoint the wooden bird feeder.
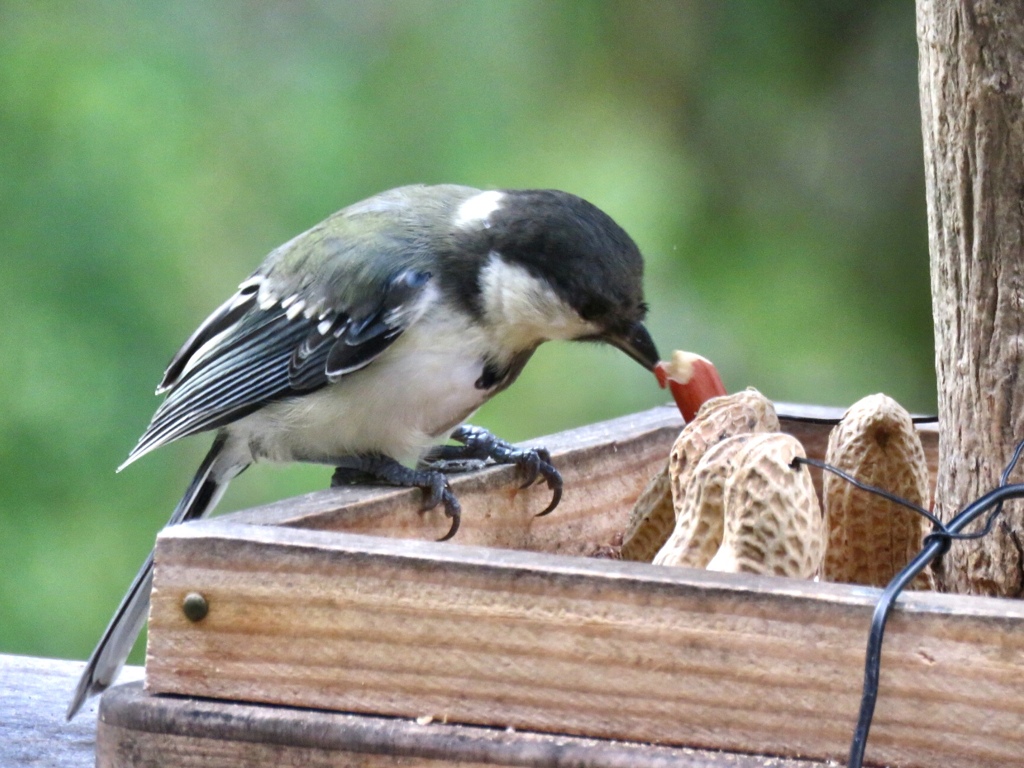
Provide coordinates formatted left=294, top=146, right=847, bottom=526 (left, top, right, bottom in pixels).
left=94, top=404, right=1024, bottom=768
left=86, top=3, right=1024, bottom=764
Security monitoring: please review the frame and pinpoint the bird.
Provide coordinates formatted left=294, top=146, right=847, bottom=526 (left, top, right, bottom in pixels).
left=67, top=183, right=659, bottom=719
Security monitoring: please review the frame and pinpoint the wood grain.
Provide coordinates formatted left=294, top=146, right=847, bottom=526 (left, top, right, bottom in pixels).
left=128, top=403, right=946, bottom=767
left=98, top=681, right=829, bottom=768
left=145, top=519, right=1022, bottom=768
left=220, top=403, right=938, bottom=553
left=0, top=653, right=143, bottom=768
left=224, top=405, right=686, bottom=554
left=919, top=0, right=1024, bottom=596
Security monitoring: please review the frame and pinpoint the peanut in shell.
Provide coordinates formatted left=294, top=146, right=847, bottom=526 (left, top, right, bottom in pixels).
left=620, top=388, right=778, bottom=562
left=706, top=432, right=825, bottom=579
left=618, top=461, right=673, bottom=562
left=653, top=433, right=755, bottom=568
left=822, top=393, right=931, bottom=588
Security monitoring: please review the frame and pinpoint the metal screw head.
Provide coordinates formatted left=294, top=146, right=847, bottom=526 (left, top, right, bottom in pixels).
left=182, top=592, right=209, bottom=622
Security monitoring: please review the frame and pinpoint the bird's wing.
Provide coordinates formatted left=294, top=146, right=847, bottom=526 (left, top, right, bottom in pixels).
left=121, top=222, right=437, bottom=470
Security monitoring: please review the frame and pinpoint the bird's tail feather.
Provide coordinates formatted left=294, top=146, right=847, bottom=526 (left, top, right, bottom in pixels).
left=66, top=434, right=235, bottom=720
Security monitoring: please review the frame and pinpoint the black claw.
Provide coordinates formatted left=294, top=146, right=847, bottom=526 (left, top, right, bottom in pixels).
left=506, top=446, right=562, bottom=517
left=423, top=471, right=461, bottom=541
left=535, top=464, right=563, bottom=517
left=331, top=454, right=464, bottom=541
left=537, top=484, right=562, bottom=517
left=419, top=472, right=448, bottom=510
left=437, top=489, right=461, bottom=541
left=406, top=470, right=460, bottom=541
left=443, top=425, right=566, bottom=518
left=415, top=426, right=568, bottom=522
left=388, top=468, right=461, bottom=541
left=516, top=453, right=542, bottom=488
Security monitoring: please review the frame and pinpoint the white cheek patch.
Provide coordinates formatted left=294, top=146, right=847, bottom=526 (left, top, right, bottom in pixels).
left=454, top=190, right=505, bottom=230
left=478, top=253, right=599, bottom=345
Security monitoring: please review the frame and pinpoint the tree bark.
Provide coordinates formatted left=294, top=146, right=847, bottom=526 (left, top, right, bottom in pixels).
left=918, top=0, right=1024, bottom=596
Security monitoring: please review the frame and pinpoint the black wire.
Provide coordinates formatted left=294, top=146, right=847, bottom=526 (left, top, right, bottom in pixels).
left=794, top=443, right=1024, bottom=767
left=778, top=414, right=939, bottom=426
left=847, top=538, right=941, bottom=766
left=932, top=438, right=1024, bottom=546
left=794, top=456, right=941, bottom=528
left=1002, top=435, right=1024, bottom=484
left=799, top=453, right=1024, bottom=547
left=846, top=481, right=1024, bottom=767
left=800, top=435, right=1024, bottom=768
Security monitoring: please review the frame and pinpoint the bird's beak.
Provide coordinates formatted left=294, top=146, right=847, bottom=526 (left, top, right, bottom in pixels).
left=604, top=321, right=660, bottom=371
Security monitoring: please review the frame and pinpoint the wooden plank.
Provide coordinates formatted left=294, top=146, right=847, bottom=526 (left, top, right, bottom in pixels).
left=98, top=681, right=830, bottom=767
left=145, top=520, right=1023, bottom=768
left=222, top=405, right=686, bottom=554
left=0, top=653, right=143, bottom=768
left=219, top=403, right=938, bottom=553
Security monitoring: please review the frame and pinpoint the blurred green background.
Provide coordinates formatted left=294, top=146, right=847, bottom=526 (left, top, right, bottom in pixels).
left=1, top=1, right=933, bottom=665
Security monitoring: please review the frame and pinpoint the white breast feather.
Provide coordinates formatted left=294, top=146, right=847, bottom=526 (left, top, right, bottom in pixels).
left=222, top=253, right=596, bottom=468
left=227, top=309, right=498, bottom=466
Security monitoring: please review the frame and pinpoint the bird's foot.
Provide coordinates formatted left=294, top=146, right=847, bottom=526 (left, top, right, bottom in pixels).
left=331, top=455, right=462, bottom=541
left=420, top=425, right=563, bottom=516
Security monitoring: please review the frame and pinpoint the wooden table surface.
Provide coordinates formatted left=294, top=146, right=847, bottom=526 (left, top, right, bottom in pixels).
left=4, top=653, right=831, bottom=768
left=0, top=653, right=143, bottom=768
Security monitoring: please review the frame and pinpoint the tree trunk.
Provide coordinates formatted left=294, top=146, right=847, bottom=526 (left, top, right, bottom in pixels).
left=918, top=0, right=1024, bottom=596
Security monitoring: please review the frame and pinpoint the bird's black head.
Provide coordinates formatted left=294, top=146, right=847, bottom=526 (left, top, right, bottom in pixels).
left=446, top=188, right=659, bottom=370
